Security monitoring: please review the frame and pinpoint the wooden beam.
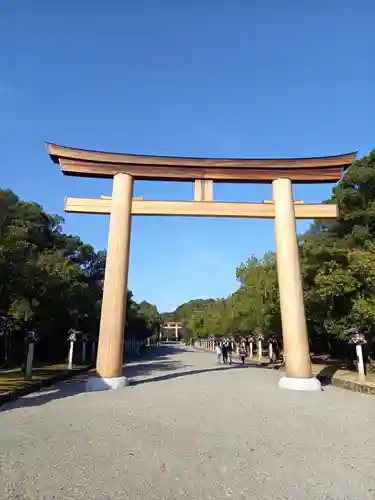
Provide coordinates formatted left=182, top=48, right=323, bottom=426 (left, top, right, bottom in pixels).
left=65, top=197, right=112, bottom=214
left=132, top=200, right=337, bottom=219
left=134, top=200, right=276, bottom=218
left=47, top=143, right=356, bottom=183
left=263, top=199, right=304, bottom=204
left=59, top=158, right=345, bottom=183
left=100, top=195, right=144, bottom=200
left=64, top=197, right=338, bottom=219
left=48, top=142, right=356, bottom=169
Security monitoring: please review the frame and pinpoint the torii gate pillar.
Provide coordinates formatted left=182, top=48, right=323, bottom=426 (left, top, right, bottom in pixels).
left=86, top=173, right=133, bottom=390
left=273, top=178, right=320, bottom=391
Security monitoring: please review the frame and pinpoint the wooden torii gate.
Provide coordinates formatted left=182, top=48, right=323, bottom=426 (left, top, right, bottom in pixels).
left=47, top=143, right=356, bottom=392
left=163, top=322, right=182, bottom=341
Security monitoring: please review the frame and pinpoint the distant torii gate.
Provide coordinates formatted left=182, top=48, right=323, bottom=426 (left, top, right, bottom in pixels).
left=163, top=322, right=182, bottom=341
left=47, top=143, right=356, bottom=392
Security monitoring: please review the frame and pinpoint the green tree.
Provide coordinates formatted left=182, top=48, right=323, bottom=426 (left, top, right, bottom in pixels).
left=0, top=189, right=153, bottom=365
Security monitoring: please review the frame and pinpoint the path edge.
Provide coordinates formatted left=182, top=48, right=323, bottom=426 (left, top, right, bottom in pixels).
left=0, top=365, right=93, bottom=407
left=193, top=346, right=375, bottom=396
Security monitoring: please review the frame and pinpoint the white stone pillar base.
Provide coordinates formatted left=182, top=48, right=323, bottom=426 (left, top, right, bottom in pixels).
left=86, top=376, right=129, bottom=392
left=278, top=376, right=321, bottom=392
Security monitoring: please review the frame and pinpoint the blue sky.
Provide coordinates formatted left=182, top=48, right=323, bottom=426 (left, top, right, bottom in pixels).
left=1, top=0, right=374, bottom=312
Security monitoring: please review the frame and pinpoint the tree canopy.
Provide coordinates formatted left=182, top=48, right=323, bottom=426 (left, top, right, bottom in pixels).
left=0, top=189, right=159, bottom=365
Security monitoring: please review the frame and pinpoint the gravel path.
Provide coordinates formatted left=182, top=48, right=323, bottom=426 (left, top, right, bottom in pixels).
left=1, top=344, right=374, bottom=500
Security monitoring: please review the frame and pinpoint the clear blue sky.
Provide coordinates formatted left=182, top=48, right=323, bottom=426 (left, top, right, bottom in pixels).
left=1, top=0, right=374, bottom=312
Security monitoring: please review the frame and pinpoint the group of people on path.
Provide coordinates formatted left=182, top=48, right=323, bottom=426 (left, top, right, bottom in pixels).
left=215, top=341, right=248, bottom=365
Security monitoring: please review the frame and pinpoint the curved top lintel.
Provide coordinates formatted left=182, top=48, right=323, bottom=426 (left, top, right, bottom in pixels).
left=46, top=142, right=357, bottom=183
left=46, top=142, right=357, bottom=170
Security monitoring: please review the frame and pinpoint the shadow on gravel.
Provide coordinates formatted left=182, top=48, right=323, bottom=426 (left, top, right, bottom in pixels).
left=0, top=372, right=90, bottom=413
left=123, top=360, right=186, bottom=379
left=130, top=362, right=260, bottom=387
left=0, top=346, right=186, bottom=412
left=0, top=345, right=261, bottom=411
left=137, top=344, right=191, bottom=360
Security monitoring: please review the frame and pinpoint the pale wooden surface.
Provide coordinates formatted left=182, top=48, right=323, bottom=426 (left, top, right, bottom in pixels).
left=194, top=180, right=214, bottom=201
left=272, top=177, right=313, bottom=379
left=64, top=197, right=338, bottom=219
left=263, top=199, right=304, bottom=204
left=203, top=180, right=214, bottom=201
left=58, top=158, right=346, bottom=183
left=100, top=195, right=143, bottom=201
left=96, top=173, right=133, bottom=378
left=194, top=180, right=204, bottom=201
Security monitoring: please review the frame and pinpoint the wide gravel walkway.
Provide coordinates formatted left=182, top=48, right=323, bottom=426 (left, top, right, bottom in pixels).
left=1, top=344, right=374, bottom=500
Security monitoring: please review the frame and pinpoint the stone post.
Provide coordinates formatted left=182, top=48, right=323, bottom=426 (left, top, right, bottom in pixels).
left=25, top=342, right=35, bottom=380
left=68, top=340, right=74, bottom=370
left=356, top=344, right=365, bottom=380
left=82, top=341, right=87, bottom=364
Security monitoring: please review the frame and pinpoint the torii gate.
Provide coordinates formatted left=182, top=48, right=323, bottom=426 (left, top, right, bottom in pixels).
left=163, top=322, right=183, bottom=341
left=47, top=143, right=356, bottom=392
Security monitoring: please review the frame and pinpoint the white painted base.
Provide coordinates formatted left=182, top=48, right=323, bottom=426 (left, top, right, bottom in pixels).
left=85, top=376, right=129, bottom=392
left=278, top=376, right=322, bottom=392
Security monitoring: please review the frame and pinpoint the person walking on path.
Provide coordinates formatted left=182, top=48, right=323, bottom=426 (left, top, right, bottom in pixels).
left=215, top=344, right=222, bottom=364
left=227, top=342, right=233, bottom=365
left=222, top=342, right=229, bottom=365
left=239, top=346, right=248, bottom=364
